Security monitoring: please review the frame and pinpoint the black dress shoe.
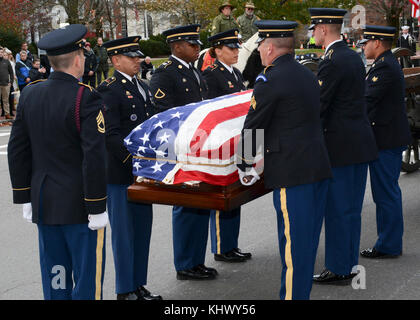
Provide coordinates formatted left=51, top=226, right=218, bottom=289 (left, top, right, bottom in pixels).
left=313, top=269, right=356, bottom=285
left=136, top=286, right=162, bottom=300
left=176, top=266, right=216, bottom=280
left=233, top=248, right=252, bottom=260
left=214, top=249, right=247, bottom=262
left=360, top=247, right=401, bottom=259
left=196, top=264, right=218, bottom=276
left=117, top=292, right=139, bottom=300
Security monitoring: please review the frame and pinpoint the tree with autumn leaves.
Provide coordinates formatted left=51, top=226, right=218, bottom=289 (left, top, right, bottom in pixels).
left=0, top=0, right=414, bottom=49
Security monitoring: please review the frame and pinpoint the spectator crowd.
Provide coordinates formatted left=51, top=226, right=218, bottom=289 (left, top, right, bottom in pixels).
left=0, top=37, right=155, bottom=123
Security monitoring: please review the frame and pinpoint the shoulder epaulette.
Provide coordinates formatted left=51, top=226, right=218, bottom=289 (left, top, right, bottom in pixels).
left=26, top=79, right=46, bottom=87
left=78, top=82, right=93, bottom=92
left=100, top=76, right=116, bottom=87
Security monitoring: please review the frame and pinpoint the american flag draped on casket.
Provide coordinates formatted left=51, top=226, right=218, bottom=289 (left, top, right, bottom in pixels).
left=124, top=89, right=257, bottom=186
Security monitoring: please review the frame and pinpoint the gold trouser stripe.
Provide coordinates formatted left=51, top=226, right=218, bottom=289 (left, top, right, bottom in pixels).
left=280, top=188, right=293, bottom=300
left=216, top=210, right=221, bottom=254
left=95, top=228, right=105, bottom=300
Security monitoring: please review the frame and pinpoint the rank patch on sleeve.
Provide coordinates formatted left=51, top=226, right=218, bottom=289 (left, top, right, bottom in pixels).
left=96, top=110, right=105, bottom=133
left=155, top=88, right=166, bottom=99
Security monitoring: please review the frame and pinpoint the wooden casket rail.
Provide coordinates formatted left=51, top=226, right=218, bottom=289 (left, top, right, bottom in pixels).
left=127, top=177, right=271, bottom=211
left=404, top=67, right=420, bottom=94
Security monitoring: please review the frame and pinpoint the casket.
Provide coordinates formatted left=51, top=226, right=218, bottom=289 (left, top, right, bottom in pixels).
left=404, top=67, right=420, bottom=94
left=127, top=177, right=271, bottom=211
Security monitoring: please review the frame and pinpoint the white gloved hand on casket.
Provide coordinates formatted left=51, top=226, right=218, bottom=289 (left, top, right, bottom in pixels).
left=238, top=167, right=260, bottom=186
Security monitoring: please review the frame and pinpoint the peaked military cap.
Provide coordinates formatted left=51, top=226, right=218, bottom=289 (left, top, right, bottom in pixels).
left=308, top=8, right=347, bottom=30
left=103, top=36, right=145, bottom=57
left=208, top=29, right=241, bottom=48
left=163, top=24, right=203, bottom=45
left=38, top=24, right=87, bottom=56
left=359, top=25, right=396, bottom=45
left=254, top=20, right=298, bottom=44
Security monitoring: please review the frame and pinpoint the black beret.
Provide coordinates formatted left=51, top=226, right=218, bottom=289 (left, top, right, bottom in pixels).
left=38, top=24, right=87, bottom=56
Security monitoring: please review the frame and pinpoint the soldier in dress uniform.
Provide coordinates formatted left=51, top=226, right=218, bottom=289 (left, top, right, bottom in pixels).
left=150, top=25, right=218, bottom=280
left=211, top=2, right=240, bottom=36
left=8, top=24, right=108, bottom=300
left=202, top=29, right=252, bottom=263
left=97, top=36, right=161, bottom=300
left=237, top=20, right=332, bottom=299
left=358, top=26, right=411, bottom=259
left=307, top=8, right=378, bottom=285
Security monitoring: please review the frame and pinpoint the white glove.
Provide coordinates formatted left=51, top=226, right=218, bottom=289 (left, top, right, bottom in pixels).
left=88, top=212, right=108, bottom=230
left=238, top=167, right=260, bottom=186
left=22, top=203, right=32, bottom=222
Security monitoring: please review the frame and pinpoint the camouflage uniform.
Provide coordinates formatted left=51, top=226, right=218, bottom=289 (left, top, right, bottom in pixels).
left=211, top=14, right=240, bottom=36
left=237, top=14, right=259, bottom=42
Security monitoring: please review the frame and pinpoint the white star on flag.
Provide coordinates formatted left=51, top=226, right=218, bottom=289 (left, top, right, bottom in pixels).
left=153, top=120, right=165, bottom=129
left=151, top=161, right=164, bottom=173
left=140, top=132, right=150, bottom=145
left=155, top=149, right=167, bottom=157
left=133, top=162, right=142, bottom=171
left=158, top=132, right=171, bottom=144
left=137, top=146, right=147, bottom=153
left=124, top=138, right=132, bottom=146
left=171, top=111, right=183, bottom=119
left=133, top=125, right=142, bottom=132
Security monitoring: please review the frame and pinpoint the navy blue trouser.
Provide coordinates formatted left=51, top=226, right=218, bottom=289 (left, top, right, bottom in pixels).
left=172, top=206, right=210, bottom=271
left=210, top=208, right=241, bottom=254
left=38, top=223, right=106, bottom=300
left=325, top=163, right=368, bottom=275
left=369, top=147, right=405, bottom=255
left=107, top=184, right=153, bottom=294
left=273, top=179, right=329, bottom=300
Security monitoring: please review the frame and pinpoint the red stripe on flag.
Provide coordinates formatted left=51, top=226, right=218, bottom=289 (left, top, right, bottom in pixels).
left=173, top=169, right=239, bottom=186
left=410, top=0, right=420, bottom=8
left=189, top=102, right=250, bottom=154
left=187, top=135, right=240, bottom=160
